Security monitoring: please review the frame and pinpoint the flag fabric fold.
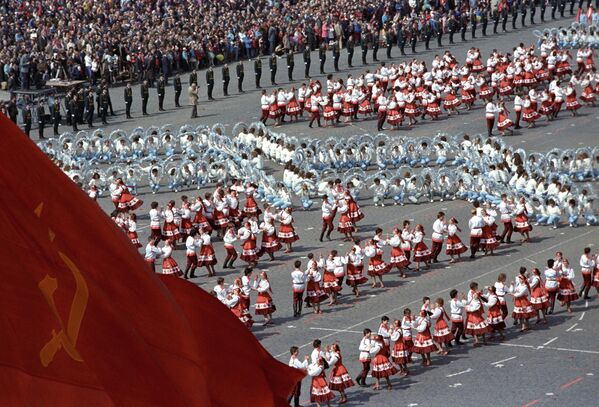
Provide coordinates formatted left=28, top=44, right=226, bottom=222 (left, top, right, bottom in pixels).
left=0, top=114, right=303, bottom=406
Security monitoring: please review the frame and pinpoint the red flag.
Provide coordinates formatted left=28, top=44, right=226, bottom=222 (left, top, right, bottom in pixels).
left=0, top=114, right=303, bottom=406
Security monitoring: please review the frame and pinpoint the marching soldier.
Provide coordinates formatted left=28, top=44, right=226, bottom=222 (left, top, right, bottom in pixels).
left=99, top=89, right=109, bottom=124
left=222, top=64, right=230, bottom=96
left=410, top=22, right=418, bottom=53
left=347, top=39, right=355, bottom=67
left=481, top=5, right=489, bottom=36
left=269, top=54, right=278, bottom=86
left=174, top=74, right=182, bottom=107
left=471, top=8, right=478, bottom=38
left=397, top=22, right=406, bottom=56
left=70, top=94, right=78, bottom=131
left=448, top=13, right=458, bottom=43
left=385, top=25, right=394, bottom=59
left=287, top=50, right=295, bottom=81
left=520, top=0, right=528, bottom=27
left=189, top=83, right=199, bottom=118
left=7, top=97, right=18, bottom=124
left=423, top=20, right=433, bottom=50
left=86, top=90, right=95, bottom=128
left=52, top=97, right=61, bottom=136
left=103, top=83, right=115, bottom=116
left=460, top=11, right=469, bottom=41
left=236, top=62, right=244, bottom=92
left=206, top=66, right=215, bottom=100
left=303, top=46, right=311, bottom=78
left=372, top=29, right=380, bottom=62
left=158, top=75, right=166, bottom=111
left=189, top=69, right=198, bottom=86
left=141, top=80, right=150, bottom=115
left=76, top=88, right=85, bottom=124
left=254, top=57, right=262, bottom=88
left=361, top=32, right=369, bottom=64
left=319, top=42, right=327, bottom=74
left=37, top=100, right=46, bottom=139
left=529, top=0, right=536, bottom=24
left=23, top=104, right=32, bottom=137
left=124, top=82, right=133, bottom=118
left=511, top=0, right=520, bottom=30
left=541, top=0, right=547, bottom=22
left=332, top=41, right=340, bottom=71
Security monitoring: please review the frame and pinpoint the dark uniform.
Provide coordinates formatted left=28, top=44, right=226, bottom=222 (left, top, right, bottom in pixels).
left=361, top=35, right=369, bottom=64
left=385, top=28, right=394, bottom=59
left=236, top=63, right=244, bottom=92
left=530, top=0, right=536, bottom=24
left=124, top=86, right=133, bottom=118
left=520, top=0, right=528, bottom=27
left=460, top=13, right=469, bottom=41
left=70, top=96, right=78, bottom=131
left=303, top=47, right=311, bottom=78
left=105, top=85, right=115, bottom=115
left=76, top=89, right=85, bottom=124
left=511, top=0, right=520, bottom=29
left=222, top=65, right=230, bottom=96
left=158, top=77, right=166, bottom=111
left=87, top=92, right=95, bottom=127
left=481, top=7, right=489, bottom=36
left=189, top=70, right=198, bottom=86
left=141, top=82, right=150, bottom=115
left=7, top=99, right=18, bottom=124
left=52, top=99, right=61, bottom=136
left=287, top=52, right=295, bottom=81
left=372, top=31, right=380, bottom=62
left=332, top=42, right=340, bottom=71
left=254, top=58, right=262, bottom=88
left=37, top=103, right=45, bottom=139
left=423, top=21, right=433, bottom=50
left=448, top=15, right=458, bottom=43
left=269, top=55, right=277, bottom=85
left=174, top=76, right=182, bottom=107
left=471, top=10, right=478, bottom=38
left=206, top=68, right=215, bottom=100
left=319, top=45, right=327, bottom=74
left=396, top=23, right=406, bottom=55
left=347, top=39, right=355, bottom=66
left=23, top=106, right=32, bottom=137
left=99, top=92, right=109, bottom=124
left=410, top=24, right=418, bottom=53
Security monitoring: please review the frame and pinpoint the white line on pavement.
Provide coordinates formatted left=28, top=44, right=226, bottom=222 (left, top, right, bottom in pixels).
left=566, top=323, right=578, bottom=332
left=446, top=368, right=472, bottom=378
left=309, top=327, right=363, bottom=334
left=274, top=229, right=597, bottom=358
left=579, top=312, right=585, bottom=321
left=541, top=337, right=558, bottom=347
left=525, top=258, right=536, bottom=264
left=547, top=347, right=599, bottom=355
left=491, top=356, right=517, bottom=365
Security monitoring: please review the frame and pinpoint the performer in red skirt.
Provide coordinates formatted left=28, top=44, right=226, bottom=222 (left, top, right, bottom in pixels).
left=431, top=299, right=454, bottom=355
left=277, top=207, right=299, bottom=253
left=327, top=344, right=354, bottom=403
left=286, top=87, right=302, bottom=121
left=511, top=269, right=536, bottom=332
left=485, top=286, right=506, bottom=340
left=565, top=85, right=581, bottom=116
left=253, top=271, right=275, bottom=325
left=238, top=221, right=259, bottom=266
left=305, top=265, right=328, bottom=314
left=480, top=212, right=500, bottom=256
left=126, top=213, right=142, bottom=248
left=446, top=218, right=468, bottom=263
left=242, top=183, right=261, bottom=218
left=162, top=201, right=181, bottom=242
left=191, top=197, right=212, bottom=233
left=529, top=268, right=549, bottom=324
left=322, top=252, right=342, bottom=306
left=411, top=225, right=431, bottom=271
left=161, top=239, right=182, bottom=276
left=346, top=239, right=368, bottom=296
left=465, top=282, right=491, bottom=346
left=345, top=187, right=364, bottom=228
left=308, top=358, right=335, bottom=406
left=412, top=310, right=438, bottom=366
left=387, top=227, right=410, bottom=278
left=513, top=197, right=532, bottom=242
left=496, top=101, right=514, bottom=136
left=117, top=181, right=143, bottom=212
left=371, top=335, right=398, bottom=390
left=336, top=199, right=354, bottom=241
left=179, top=200, right=194, bottom=240
left=390, top=321, right=412, bottom=376
left=365, top=240, right=390, bottom=289
left=227, top=286, right=254, bottom=329
left=198, top=229, right=217, bottom=277
left=258, top=219, right=281, bottom=261
left=557, top=259, right=579, bottom=313
left=521, top=96, right=541, bottom=128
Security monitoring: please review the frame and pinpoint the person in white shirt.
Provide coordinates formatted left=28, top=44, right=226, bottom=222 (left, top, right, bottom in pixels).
left=355, top=329, right=373, bottom=387
left=288, top=346, right=309, bottom=407
left=558, top=259, right=579, bottom=313
left=213, top=277, right=228, bottom=304
left=291, top=260, right=306, bottom=317
left=144, top=236, right=163, bottom=273
left=579, top=247, right=597, bottom=299
left=449, top=289, right=467, bottom=345
left=431, top=211, right=447, bottom=263
left=320, top=195, right=337, bottom=242
left=223, top=224, right=238, bottom=269
left=544, top=259, right=559, bottom=314
left=184, top=228, right=201, bottom=279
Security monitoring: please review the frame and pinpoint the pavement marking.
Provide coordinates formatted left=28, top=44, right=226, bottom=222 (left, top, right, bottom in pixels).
left=522, top=400, right=540, bottom=407
left=304, top=227, right=314, bottom=231
left=274, top=229, right=597, bottom=358
left=446, top=368, right=472, bottom=377
left=138, top=224, right=151, bottom=230
left=545, top=393, right=554, bottom=396
left=579, top=312, right=585, bottom=321
left=491, top=356, right=516, bottom=365
left=565, top=323, right=578, bottom=332
left=287, top=325, right=296, bottom=328
left=448, top=383, right=463, bottom=388
left=541, top=337, right=558, bottom=347
left=585, top=300, right=589, bottom=309
left=547, top=347, right=599, bottom=355
left=309, top=327, right=363, bottom=334
left=498, top=343, right=536, bottom=350
left=525, top=258, right=536, bottom=264
left=586, top=373, right=594, bottom=376
left=559, top=377, right=584, bottom=390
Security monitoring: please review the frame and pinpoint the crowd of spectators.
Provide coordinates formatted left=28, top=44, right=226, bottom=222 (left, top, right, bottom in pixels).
left=0, top=0, right=586, bottom=92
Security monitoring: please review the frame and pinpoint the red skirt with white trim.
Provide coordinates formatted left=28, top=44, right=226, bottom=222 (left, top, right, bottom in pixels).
left=310, top=374, right=334, bottom=403
left=240, top=241, right=259, bottom=262
left=329, top=364, right=355, bottom=391
left=480, top=226, right=500, bottom=250
left=255, top=292, right=275, bottom=315
left=522, top=108, right=541, bottom=123
left=180, top=218, right=193, bottom=236
left=278, top=223, right=299, bottom=243
left=391, top=340, right=412, bottom=364
left=268, top=104, right=281, bottom=119
left=348, top=200, right=364, bottom=222
left=368, top=257, right=390, bottom=276
left=306, top=280, right=328, bottom=304
left=193, top=212, right=212, bottom=233
left=128, top=231, right=142, bottom=248
left=497, top=115, right=514, bottom=131
left=117, top=192, right=143, bottom=212
left=162, top=222, right=181, bottom=241
left=389, top=246, right=410, bottom=268
left=445, top=234, right=468, bottom=255
left=514, top=214, right=532, bottom=233
left=341, top=101, right=355, bottom=116
left=162, top=257, right=182, bottom=276
left=286, top=100, right=302, bottom=116
left=465, top=309, right=491, bottom=335
left=260, top=234, right=281, bottom=253
left=322, top=271, right=342, bottom=293
left=412, top=332, right=439, bottom=354
left=486, top=306, right=506, bottom=330
left=337, top=213, right=354, bottom=234
left=358, top=99, right=373, bottom=114
left=433, top=319, right=455, bottom=344
left=557, top=279, right=579, bottom=302
left=512, top=296, right=536, bottom=319
left=413, top=242, right=432, bottom=263
left=346, top=263, right=368, bottom=285
left=371, top=354, right=398, bottom=378
left=198, top=244, right=217, bottom=266
left=243, top=196, right=261, bottom=216
left=565, top=95, right=581, bottom=111
left=530, top=285, right=549, bottom=310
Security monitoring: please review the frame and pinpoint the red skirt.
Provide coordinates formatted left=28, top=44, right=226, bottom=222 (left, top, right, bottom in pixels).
left=341, top=101, right=355, bottom=116
left=426, top=103, right=441, bottom=117
left=346, top=263, right=368, bottom=285
left=180, top=218, right=193, bottom=235
left=412, top=331, right=438, bottom=354
left=522, top=108, right=541, bottom=123
left=337, top=213, right=354, bottom=234
left=391, top=340, right=412, bottom=364
left=198, top=244, right=217, bottom=266
left=231, top=304, right=254, bottom=329
left=243, top=196, right=261, bottom=216
left=465, top=309, right=491, bottom=335
left=557, top=279, right=579, bottom=302
left=287, top=100, right=301, bottom=116
left=347, top=200, right=364, bottom=222
left=530, top=285, right=549, bottom=310
left=255, top=292, right=275, bottom=315
left=358, top=99, right=373, bottom=114
left=310, top=374, right=334, bottom=403
left=278, top=223, right=299, bottom=243
left=117, top=192, right=143, bottom=211
left=329, top=364, right=355, bottom=391
left=228, top=207, right=242, bottom=226
left=565, top=95, right=581, bottom=111
left=371, top=354, right=398, bottom=378
left=497, top=114, right=513, bottom=131
left=323, top=105, right=336, bottom=119
left=268, top=104, right=281, bottom=119
left=389, top=246, right=410, bottom=268
left=514, top=214, right=532, bottom=233
left=127, top=231, right=142, bottom=248
left=193, top=212, right=212, bottom=233
left=486, top=305, right=506, bottom=330
left=163, top=222, right=181, bottom=241
left=386, top=108, right=402, bottom=124
left=480, top=225, right=500, bottom=250
left=413, top=242, right=431, bottom=263
left=162, top=257, right=182, bottom=276
left=240, top=240, right=258, bottom=262
left=322, top=271, right=341, bottom=293
left=367, top=257, right=390, bottom=276
left=446, top=234, right=467, bottom=255
left=260, top=234, right=281, bottom=253
left=433, top=319, right=455, bottom=344
left=212, top=210, right=229, bottom=229
left=512, top=296, right=536, bottom=319
left=306, top=280, right=328, bottom=304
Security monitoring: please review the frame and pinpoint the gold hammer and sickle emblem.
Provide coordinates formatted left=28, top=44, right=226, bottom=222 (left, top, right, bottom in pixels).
left=38, top=252, right=89, bottom=367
